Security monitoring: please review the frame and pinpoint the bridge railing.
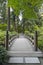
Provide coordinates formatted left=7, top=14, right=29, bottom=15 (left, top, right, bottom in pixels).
left=5, top=30, right=18, bottom=50
left=25, top=31, right=38, bottom=51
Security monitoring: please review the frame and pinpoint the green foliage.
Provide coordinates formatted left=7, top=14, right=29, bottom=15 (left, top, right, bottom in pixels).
left=0, top=31, right=5, bottom=45
left=0, top=31, right=5, bottom=41
left=8, top=0, right=43, bottom=19
left=0, top=30, right=18, bottom=45
left=0, top=0, right=7, bottom=23
left=8, top=31, right=18, bottom=39
left=17, top=25, right=22, bottom=33
left=0, top=46, right=8, bottom=63
left=9, top=31, right=18, bottom=36
left=25, top=27, right=43, bottom=51
left=25, top=31, right=30, bottom=36
left=0, top=31, right=6, bottom=45
left=0, top=24, right=7, bottom=31
left=25, top=30, right=34, bottom=39
left=10, top=25, right=14, bottom=31
left=34, top=25, right=40, bottom=31
left=38, top=27, right=43, bottom=51
left=38, top=36, right=43, bottom=51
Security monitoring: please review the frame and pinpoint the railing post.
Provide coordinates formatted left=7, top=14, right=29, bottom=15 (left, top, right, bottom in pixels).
left=34, top=31, right=38, bottom=51
left=5, top=30, right=9, bottom=50
left=7, top=7, right=10, bottom=31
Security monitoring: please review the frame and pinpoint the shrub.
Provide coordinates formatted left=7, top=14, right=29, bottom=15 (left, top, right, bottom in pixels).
left=25, top=31, right=30, bottom=36
left=38, top=27, right=43, bottom=51
left=25, top=31, right=34, bottom=39
left=34, top=25, right=40, bottom=31
left=9, top=31, right=18, bottom=39
left=0, top=31, right=6, bottom=45
left=0, top=24, right=7, bottom=31
left=38, top=35, right=43, bottom=51
left=0, top=46, right=8, bottom=64
left=10, top=25, right=14, bottom=31
left=38, top=40, right=43, bottom=51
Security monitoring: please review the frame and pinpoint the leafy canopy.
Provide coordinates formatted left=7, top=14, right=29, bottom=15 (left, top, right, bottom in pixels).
left=8, top=0, right=43, bottom=19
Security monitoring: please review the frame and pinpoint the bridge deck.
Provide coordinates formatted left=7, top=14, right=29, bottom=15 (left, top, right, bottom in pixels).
left=9, top=35, right=34, bottom=51
left=8, top=34, right=43, bottom=57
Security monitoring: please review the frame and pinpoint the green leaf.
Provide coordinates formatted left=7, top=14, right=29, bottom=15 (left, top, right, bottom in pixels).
left=8, top=0, right=43, bottom=19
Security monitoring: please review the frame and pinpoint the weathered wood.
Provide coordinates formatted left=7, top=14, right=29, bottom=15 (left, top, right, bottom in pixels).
left=25, top=35, right=34, bottom=45
left=7, top=51, right=43, bottom=57
left=34, top=31, right=38, bottom=51
left=5, top=30, right=9, bottom=50
left=9, top=35, right=18, bottom=43
left=7, top=7, right=10, bottom=31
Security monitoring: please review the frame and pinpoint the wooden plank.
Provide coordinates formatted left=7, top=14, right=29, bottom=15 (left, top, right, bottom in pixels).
left=7, top=51, right=43, bottom=57
left=8, top=57, right=40, bottom=63
left=25, top=57, right=40, bottom=63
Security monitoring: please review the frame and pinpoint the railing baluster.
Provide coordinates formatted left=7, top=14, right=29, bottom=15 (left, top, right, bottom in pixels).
left=34, top=31, right=38, bottom=51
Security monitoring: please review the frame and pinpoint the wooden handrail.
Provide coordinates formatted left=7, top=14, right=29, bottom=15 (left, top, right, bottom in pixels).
left=25, top=35, right=34, bottom=44
left=9, top=35, right=18, bottom=48
left=25, top=31, right=38, bottom=51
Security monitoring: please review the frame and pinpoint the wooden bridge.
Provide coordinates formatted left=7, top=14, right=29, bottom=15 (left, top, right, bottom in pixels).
left=5, top=31, right=43, bottom=65
left=7, top=34, right=43, bottom=57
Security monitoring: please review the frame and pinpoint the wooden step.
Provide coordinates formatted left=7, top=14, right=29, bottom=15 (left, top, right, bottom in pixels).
left=7, top=57, right=40, bottom=65
left=7, top=51, right=43, bottom=57
left=7, top=63, right=40, bottom=65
